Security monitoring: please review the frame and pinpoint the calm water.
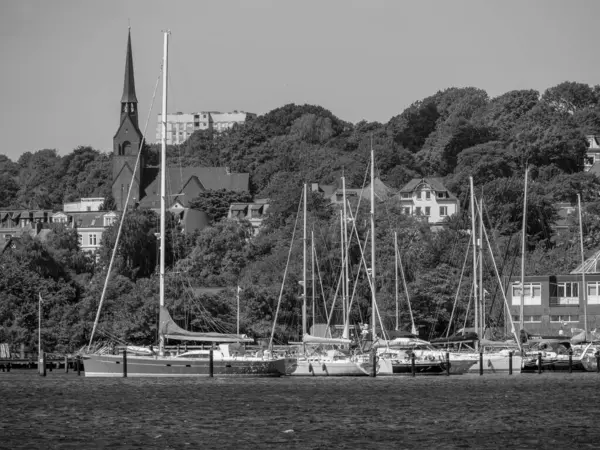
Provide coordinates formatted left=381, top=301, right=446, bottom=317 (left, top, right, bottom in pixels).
left=1, top=370, right=600, bottom=449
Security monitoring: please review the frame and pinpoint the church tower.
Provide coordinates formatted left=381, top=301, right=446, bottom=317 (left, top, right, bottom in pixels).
left=112, top=28, right=144, bottom=211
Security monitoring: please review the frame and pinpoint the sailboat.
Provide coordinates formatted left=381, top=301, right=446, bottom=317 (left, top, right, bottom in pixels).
left=82, top=31, right=290, bottom=377
left=288, top=184, right=372, bottom=376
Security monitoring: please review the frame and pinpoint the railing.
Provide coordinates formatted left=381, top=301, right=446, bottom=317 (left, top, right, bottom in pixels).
left=549, top=296, right=580, bottom=307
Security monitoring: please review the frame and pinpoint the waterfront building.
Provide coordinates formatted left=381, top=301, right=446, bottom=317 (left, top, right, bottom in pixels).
left=507, top=251, right=600, bottom=336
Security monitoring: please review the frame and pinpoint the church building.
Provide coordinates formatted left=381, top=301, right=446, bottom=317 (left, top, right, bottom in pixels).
left=112, top=30, right=250, bottom=212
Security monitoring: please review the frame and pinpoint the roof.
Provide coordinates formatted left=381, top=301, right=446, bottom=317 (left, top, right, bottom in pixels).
left=120, top=29, right=138, bottom=104
left=139, top=167, right=250, bottom=207
left=69, top=212, right=110, bottom=228
left=399, top=177, right=457, bottom=198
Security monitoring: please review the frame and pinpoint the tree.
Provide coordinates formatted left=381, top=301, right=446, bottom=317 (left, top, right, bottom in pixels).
left=542, top=82, right=597, bottom=114
left=188, top=189, right=253, bottom=223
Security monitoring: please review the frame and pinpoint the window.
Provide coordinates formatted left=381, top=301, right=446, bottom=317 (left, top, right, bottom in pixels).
left=415, top=207, right=421, bottom=215
left=550, top=315, right=578, bottom=323
left=425, top=191, right=431, bottom=200
left=77, top=234, right=82, bottom=245
left=89, top=234, right=97, bottom=246
left=401, top=193, right=411, bottom=199
left=104, top=215, right=117, bottom=227
left=556, top=282, right=579, bottom=305
left=437, top=192, right=446, bottom=198
left=512, top=315, right=541, bottom=323
left=511, top=282, right=542, bottom=305
left=403, top=207, right=411, bottom=215
left=425, top=207, right=430, bottom=216
left=440, top=206, right=448, bottom=216
left=587, top=282, right=600, bottom=304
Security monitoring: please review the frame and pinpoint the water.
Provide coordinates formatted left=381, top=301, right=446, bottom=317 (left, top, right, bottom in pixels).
left=1, top=370, right=600, bottom=449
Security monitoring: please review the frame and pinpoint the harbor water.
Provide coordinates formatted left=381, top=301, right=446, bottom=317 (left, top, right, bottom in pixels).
left=1, top=370, right=600, bottom=449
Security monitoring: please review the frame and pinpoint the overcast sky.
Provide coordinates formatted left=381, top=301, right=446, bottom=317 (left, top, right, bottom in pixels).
left=1, top=0, right=599, bottom=161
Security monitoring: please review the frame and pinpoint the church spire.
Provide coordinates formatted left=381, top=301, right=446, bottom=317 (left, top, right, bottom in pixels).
left=121, top=28, right=138, bottom=104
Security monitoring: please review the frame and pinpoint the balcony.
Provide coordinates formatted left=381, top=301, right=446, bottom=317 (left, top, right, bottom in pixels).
left=549, top=296, right=579, bottom=307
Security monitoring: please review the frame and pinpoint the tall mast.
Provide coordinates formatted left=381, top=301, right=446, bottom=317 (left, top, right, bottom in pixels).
left=520, top=167, right=529, bottom=335
left=469, top=177, right=478, bottom=349
left=342, top=175, right=350, bottom=339
left=394, top=232, right=399, bottom=331
left=158, top=30, right=169, bottom=356
left=311, top=229, right=316, bottom=332
left=578, top=193, right=588, bottom=339
left=479, top=197, right=484, bottom=339
left=339, top=211, right=346, bottom=332
left=302, top=183, right=307, bottom=336
left=370, top=139, right=376, bottom=338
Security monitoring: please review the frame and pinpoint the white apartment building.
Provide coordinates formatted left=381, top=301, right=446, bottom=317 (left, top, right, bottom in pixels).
left=156, top=111, right=256, bottom=145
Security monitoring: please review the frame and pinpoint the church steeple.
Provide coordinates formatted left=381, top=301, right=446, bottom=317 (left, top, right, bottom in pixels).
left=120, top=28, right=138, bottom=126
left=112, top=28, right=144, bottom=211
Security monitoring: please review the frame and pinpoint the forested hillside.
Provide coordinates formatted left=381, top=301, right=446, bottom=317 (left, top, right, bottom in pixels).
left=3, top=81, right=600, bottom=352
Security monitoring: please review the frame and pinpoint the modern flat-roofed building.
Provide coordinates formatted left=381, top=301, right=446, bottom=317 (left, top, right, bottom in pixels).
left=507, top=251, right=600, bottom=336
left=156, top=110, right=255, bottom=145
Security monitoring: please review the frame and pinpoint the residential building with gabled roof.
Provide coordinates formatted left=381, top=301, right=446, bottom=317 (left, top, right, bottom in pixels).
left=397, top=177, right=459, bottom=226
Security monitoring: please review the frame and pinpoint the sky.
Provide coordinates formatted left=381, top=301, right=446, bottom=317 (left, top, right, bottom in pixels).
left=1, top=0, right=600, bottom=162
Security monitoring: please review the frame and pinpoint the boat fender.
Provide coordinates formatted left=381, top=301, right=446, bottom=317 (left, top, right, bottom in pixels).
left=322, top=363, right=329, bottom=376
left=308, top=363, right=314, bottom=375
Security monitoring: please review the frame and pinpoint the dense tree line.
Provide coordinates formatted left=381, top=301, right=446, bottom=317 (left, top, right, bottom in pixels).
left=3, top=81, right=600, bottom=352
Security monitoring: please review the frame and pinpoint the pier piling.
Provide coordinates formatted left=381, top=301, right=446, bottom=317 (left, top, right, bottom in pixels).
left=508, top=351, right=513, bottom=375
left=537, top=352, right=542, bottom=374
left=64, top=356, right=69, bottom=374
left=479, top=352, right=483, bottom=376
left=122, top=349, right=127, bottom=378
left=596, top=352, right=600, bottom=373
left=445, top=352, right=450, bottom=376
left=371, top=351, right=376, bottom=378
left=39, top=352, right=46, bottom=377
left=411, top=353, right=415, bottom=377
left=568, top=349, right=573, bottom=374
left=209, top=349, right=214, bottom=377
left=77, top=357, right=81, bottom=376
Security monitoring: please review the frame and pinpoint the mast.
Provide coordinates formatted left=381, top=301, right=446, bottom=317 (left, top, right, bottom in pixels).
left=370, top=139, right=376, bottom=339
left=339, top=211, right=346, bottom=332
left=311, top=230, right=316, bottom=332
left=469, top=177, right=478, bottom=349
left=479, top=197, right=484, bottom=339
left=342, top=175, right=350, bottom=339
left=302, top=183, right=307, bottom=336
left=158, top=30, right=169, bottom=356
left=520, top=167, right=529, bottom=335
left=394, top=232, right=399, bottom=331
left=578, top=193, right=588, bottom=339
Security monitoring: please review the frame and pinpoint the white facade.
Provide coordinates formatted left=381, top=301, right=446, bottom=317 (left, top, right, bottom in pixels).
left=63, top=197, right=105, bottom=212
left=156, top=111, right=255, bottom=145
left=398, top=178, right=459, bottom=226
left=584, top=135, right=600, bottom=172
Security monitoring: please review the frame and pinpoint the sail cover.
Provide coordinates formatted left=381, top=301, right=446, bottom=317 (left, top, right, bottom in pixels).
left=302, top=333, right=352, bottom=345
left=159, top=306, right=253, bottom=343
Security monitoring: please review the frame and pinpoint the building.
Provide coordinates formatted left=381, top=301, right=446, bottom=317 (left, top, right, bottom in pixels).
left=0, top=210, right=54, bottom=241
left=156, top=110, right=256, bottom=145
left=397, top=178, right=459, bottom=226
left=507, top=252, right=600, bottom=336
left=63, top=197, right=105, bottom=212
left=584, top=135, right=600, bottom=172
left=112, top=30, right=251, bottom=212
left=227, top=199, right=269, bottom=235
left=52, top=211, right=118, bottom=253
